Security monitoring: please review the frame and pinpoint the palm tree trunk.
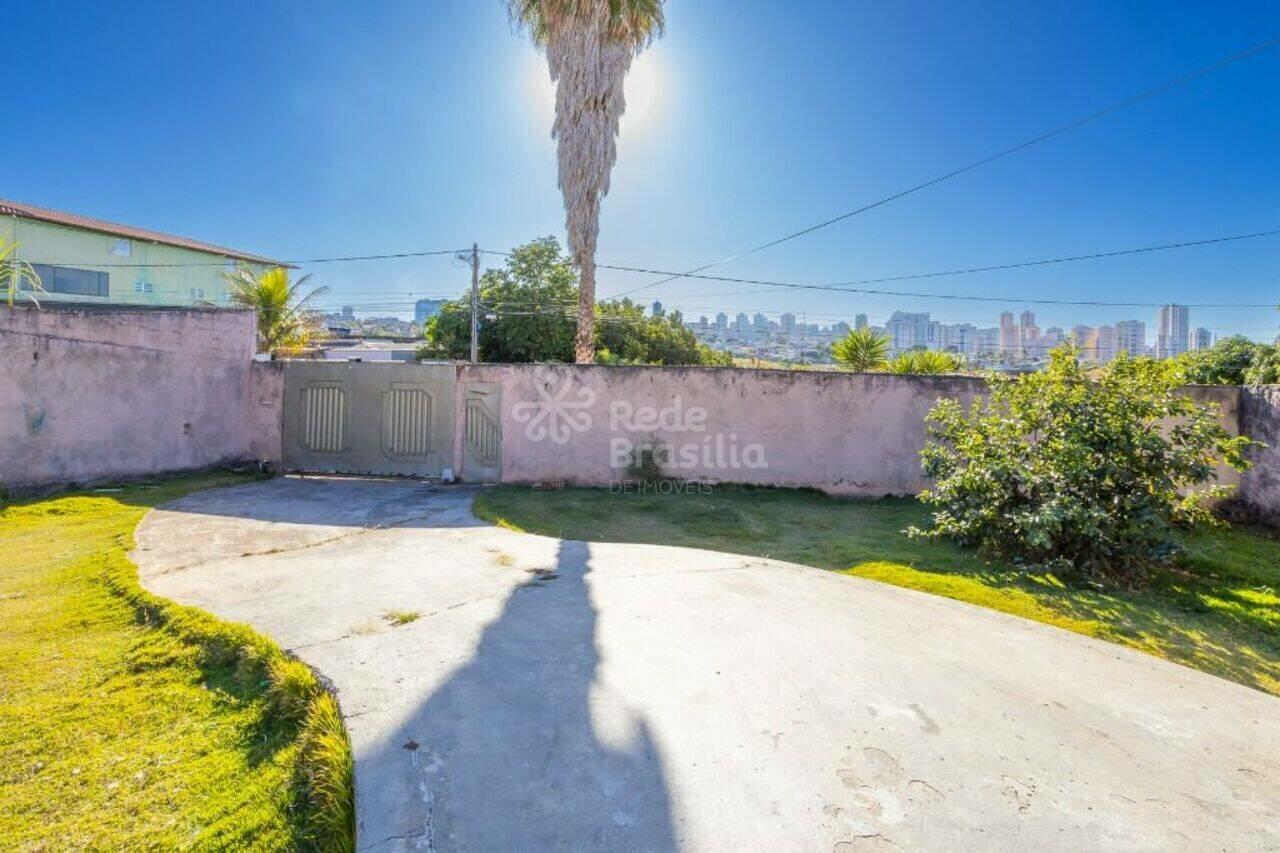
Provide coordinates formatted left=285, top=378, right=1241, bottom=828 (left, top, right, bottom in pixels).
left=574, top=253, right=597, bottom=363
left=544, top=5, right=632, bottom=365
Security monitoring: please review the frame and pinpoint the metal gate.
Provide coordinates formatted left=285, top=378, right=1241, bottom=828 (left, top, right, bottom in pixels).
left=281, top=361, right=457, bottom=477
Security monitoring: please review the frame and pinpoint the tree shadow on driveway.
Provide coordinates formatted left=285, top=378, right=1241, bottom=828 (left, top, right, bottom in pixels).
left=362, top=539, right=679, bottom=852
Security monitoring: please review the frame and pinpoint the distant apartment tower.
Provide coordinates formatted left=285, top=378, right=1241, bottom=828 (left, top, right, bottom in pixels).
left=885, top=311, right=930, bottom=352
left=977, top=327, right=1000, bottom=354
left=998, top=312, right=1018, bottom=355
left=342, top=305, right=355, bottom=320
left=780, top=313, right=797, bottom=335
left=752, top=312, right=768, bottom=332
left=1191, top=327, right=1214, bottom=350
left=1157, top=304, right=1190, bottom=358
left=1115, top=320, right=1145, bottom=357
left=854, top=313, right=869, bottom=330
left=414, top=298, right=445, bottom=324
left=735, top=312, right=750, bottom=332
left=1086, top=325, right=1119, bottom=363
left=651, top=300, right=664, bottom=317
left=715, top=312, right=729, bottom=331
left=832, top=321, right=851, bottom=337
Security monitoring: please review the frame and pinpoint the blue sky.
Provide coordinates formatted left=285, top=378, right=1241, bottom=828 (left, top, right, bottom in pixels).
left=7, top=1, right=1279, bottom=340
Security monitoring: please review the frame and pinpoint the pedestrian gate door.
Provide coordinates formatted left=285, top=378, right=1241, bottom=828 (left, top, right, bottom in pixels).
left=282, top=362, right=457, bottom=477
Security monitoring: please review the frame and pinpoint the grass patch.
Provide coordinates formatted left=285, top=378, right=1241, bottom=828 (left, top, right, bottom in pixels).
left=0, top=473, right=354, bottom=851
left=474, top=485, right=1280, bottom=697
left=382, top=609, right=422, bottom=627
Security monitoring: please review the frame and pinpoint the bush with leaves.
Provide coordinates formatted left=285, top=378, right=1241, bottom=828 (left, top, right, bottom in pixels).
left=886, top=349, right=964, bottom=375
left=831, top=327, right=890, bottom=371
left=909, top=344, right=1258, bottom=582
left=1172, top=335, right=1270, bottom=385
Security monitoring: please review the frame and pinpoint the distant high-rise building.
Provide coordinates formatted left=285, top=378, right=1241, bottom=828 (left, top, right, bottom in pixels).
left=1042, top=327, right=1065, bottom=350
left=977, top=327, right=1000, bottom=354
left=697, top=315, right=709, bottom=330
left=886, top=311, right=931, bottom=352
left=1115, top=320, right=1145, bottom=357
left=998, top=312, right=1018, bottom=355
left=735, top=312, right=750, bottom=332
left=832, top=321, right=851, bottom=337
left=716, top=312, right=729, bottom=331
left=753, top=312, right=769, bottom=333
left=414, top=298, right=445, bottom=324
left=1086, top=325, right=1119, bottom=363
left=854, top=313, right=869, bottom=330
left=1191, top=327, right=1214, bottom=351
left=342, top=305, right=355, bottom=320
left=651, top=300, right=664, bottom=317
left=1157, top=304, right=1190, bottom=359
left=780, top=313, right=797, bottom=334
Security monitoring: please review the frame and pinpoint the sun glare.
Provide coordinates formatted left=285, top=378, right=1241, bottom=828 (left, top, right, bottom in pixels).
left=525, top=50, right=661, bottom=130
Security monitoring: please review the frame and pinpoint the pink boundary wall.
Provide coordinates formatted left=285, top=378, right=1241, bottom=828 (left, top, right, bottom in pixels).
left=0, top=305, right=281, bottom=491
left=458, top=365, right=1250, bottom=498
left=0, top=302, right=1272, bottom=520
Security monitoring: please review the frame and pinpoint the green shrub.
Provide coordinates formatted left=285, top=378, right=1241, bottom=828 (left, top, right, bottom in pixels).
left=910, top=344, right=1258, bottom=582
left=831, top=327, right=890, bottom=371
left=886, top=349, right=963, bottom=375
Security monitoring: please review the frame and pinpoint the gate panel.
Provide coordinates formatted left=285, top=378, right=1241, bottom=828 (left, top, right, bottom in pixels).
left=462, top=382, right=502, bottom=484
left=282, top=362, right=456, bottom=477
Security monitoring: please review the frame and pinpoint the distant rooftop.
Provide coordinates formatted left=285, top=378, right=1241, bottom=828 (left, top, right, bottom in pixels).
left=0, top=198, right=282, bottom=266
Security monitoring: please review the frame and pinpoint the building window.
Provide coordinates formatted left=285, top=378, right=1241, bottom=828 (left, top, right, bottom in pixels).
left=111, top=238, right=131, bottom=257
left=189, top=288, right=205, bottom=300
left=133, top=281, right=153, bottom=294
left=30, top=264, right=109, bottom=298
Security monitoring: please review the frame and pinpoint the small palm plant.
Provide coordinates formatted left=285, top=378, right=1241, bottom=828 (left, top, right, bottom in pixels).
left=1, top=236, right=43, bottom=307
left=886, top=349, right=964, bottom=375
left=224, top=265, right=328, bottom=355
left=831, top=327, right=890, bottom=371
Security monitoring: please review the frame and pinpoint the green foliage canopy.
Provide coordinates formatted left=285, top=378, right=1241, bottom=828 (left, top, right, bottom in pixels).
left=831, top=327, right=890, bottom=371
left=422, top=237, right=729, bottom=366
left=911, top=344, right=1258, bottom=582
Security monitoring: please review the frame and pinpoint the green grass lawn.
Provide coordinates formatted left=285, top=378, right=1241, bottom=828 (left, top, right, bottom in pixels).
left=474, top=485, right=1280, bottom=697
left=0, top=473, right=352, bottom=851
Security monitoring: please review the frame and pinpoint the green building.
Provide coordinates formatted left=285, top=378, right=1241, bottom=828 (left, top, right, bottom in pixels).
left=1, top=198, right=280, bottom=306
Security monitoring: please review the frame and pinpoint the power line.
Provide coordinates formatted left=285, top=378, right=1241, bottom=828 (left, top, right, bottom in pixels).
left=612, top=34, right=1280, bottom=298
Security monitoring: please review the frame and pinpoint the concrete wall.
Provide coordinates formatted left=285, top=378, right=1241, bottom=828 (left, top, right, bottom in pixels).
left=0, top=305, right=280, bottom=491
left=1240, top=386, right=1280, bottom=526
left=461, top=364, right=989, bottom=496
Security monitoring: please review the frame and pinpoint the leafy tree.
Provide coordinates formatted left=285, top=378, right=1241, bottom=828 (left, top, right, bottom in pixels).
left=831, top=327, right=890, bottom=371
left=1, top=235, right=42, bottom=307
left=507, top=0, right=666, bottom=363
left=422, top=237, right=577, bottom=362
left=1172, top=336, right=1269, bottom=385
left=910, top=344, right=1258, bottom=583
left=422, top=238, right=728, bottom=366
left=885, top=349, right=963, bottom=374
left=1244, top=346, right=1280, bottom=384
left=224, top=266, right=328, bottom=354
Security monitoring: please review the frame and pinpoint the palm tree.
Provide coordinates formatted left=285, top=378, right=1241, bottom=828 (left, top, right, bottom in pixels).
left=224, top=266, right=328, bottom=355
left=507, top=0, right=666, bottom=363
left=886, top=349, right=964, bottom=375
left=1, top=235, right=43, bottom=308
left=831, top=327, right=890, bottom=372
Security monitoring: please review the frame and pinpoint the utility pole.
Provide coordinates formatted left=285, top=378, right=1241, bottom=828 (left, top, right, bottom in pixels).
left=469, top=242, right=479, bottom=364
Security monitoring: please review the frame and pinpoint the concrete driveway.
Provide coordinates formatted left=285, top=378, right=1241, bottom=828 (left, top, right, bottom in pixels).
left=133, top=477, right=1280, bottom=851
